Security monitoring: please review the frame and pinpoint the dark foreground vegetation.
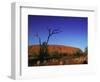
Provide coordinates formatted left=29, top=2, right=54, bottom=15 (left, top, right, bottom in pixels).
left=28, top=46, right=88, bottom=66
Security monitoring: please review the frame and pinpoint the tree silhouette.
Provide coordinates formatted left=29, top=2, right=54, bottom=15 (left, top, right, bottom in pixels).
left=34, top=28, right=62, bottom=64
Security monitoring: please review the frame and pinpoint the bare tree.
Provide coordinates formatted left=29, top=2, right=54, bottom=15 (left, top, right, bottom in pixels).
left=34, top=28, right=62, bottom=64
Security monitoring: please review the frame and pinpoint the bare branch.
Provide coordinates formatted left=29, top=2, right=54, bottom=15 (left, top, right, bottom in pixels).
left=46, top=28, right=62, bottom=44
left=48, top=28, right=52, bottom=35
left=51, top=29, right=62, bottom=34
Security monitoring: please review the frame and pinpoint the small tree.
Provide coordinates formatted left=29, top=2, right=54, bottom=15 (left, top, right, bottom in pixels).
left=84, top=47, right=88, bottom=54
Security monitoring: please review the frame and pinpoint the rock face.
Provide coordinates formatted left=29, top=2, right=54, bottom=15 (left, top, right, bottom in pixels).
left=28, top=45, right=82, bottom=56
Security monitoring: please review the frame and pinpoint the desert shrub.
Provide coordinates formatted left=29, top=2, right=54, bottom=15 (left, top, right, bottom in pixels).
left=29, top=52, right=39, bottom=59
left=74, top=50, right=83, bottom=58
left=51, top=51, right=61, bottom=59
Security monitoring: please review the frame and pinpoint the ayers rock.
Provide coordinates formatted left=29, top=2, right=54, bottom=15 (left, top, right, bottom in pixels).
left=28, top=45, right=82, bottom=56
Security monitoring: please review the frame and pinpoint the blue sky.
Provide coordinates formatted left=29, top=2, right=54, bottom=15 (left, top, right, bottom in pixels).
left=28, top=15, right=88, bottom=50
